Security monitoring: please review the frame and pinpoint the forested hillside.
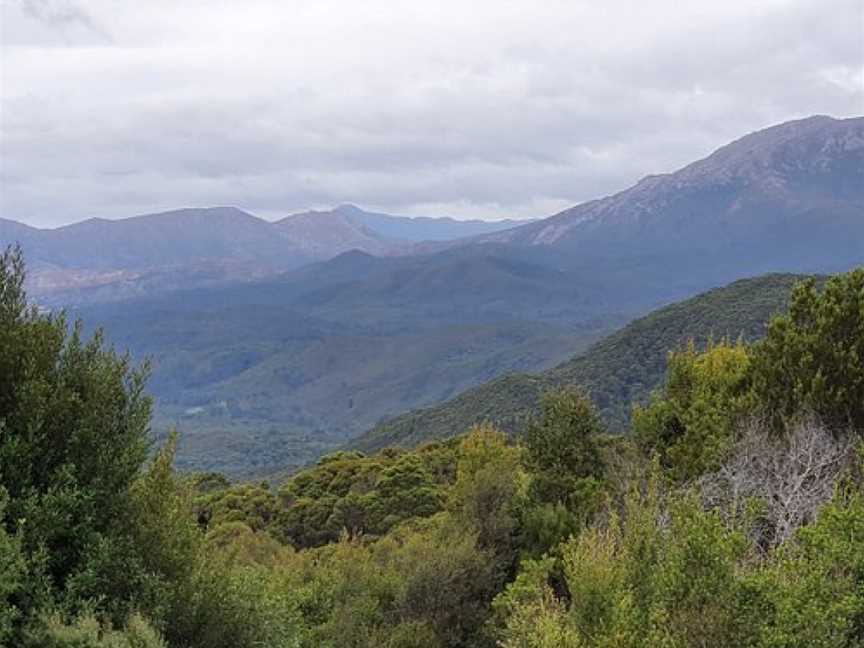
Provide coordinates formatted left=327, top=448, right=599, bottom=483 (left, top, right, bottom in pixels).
left=2, top=247, right=863, bottom=647
left=356, top=273, right=804, bottom=452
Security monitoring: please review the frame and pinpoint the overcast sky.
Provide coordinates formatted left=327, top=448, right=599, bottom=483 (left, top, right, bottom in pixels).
left=1, top=0, right=862, bottom=226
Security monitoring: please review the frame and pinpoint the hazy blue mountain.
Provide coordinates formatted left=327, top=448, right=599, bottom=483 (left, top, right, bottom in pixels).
left=0, top=217, right=39, bottom=243
left=0, top=207, right=314, bottom=302
left=14, top=207, right=303, bottom=269
left=1, top=205, right=528, bottom=304
left=318, top=204, right=531, bottom=241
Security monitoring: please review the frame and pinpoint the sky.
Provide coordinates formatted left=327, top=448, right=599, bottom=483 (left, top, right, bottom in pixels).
left=1, top=0, right=863, bottom=227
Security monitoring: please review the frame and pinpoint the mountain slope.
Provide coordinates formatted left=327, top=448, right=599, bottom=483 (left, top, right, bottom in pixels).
left=273, top=206, right=408, bottom=257
left=477, top=115, right=863, bottom=278
left=351, top=274, right=807, bottom=453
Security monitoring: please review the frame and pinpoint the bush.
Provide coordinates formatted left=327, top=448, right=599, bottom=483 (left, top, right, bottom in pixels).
left=35, top=612, right=167, bottom=648
left=633, top=340, right=753, bottom=480
left=752, top=269, right=864, bottom=432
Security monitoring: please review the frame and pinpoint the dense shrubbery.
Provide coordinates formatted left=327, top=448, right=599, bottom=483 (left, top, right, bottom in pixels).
left=633, top=340, right=754, bottom=480
left=1, top=246, right=862, bottom=647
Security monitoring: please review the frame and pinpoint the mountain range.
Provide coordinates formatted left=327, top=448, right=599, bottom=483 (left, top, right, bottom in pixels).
left=3, top=114, right=862, bottom=476
left=0, top=204, right=529, bottom=304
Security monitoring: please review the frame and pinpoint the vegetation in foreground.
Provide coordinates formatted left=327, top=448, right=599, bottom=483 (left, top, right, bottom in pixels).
left=1, top=245, right=863, bottom=647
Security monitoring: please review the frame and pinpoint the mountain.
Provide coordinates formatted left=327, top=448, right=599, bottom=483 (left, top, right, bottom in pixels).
left=474, top=116, right=863, bottom=280
left=1, top=207, right=313, bottom=302
left=313, top=204, right=531, bottom=241
left=351, top=274, right=806, bottom=453
left=1, top=205, right=526, bottom=304
left=7, top=115, right=861, bottom=308
left=0, top=217, right=39, bottom=242
left=12, top=207, right=302, bottom=270
left=273, top=206, right=409, bottom=258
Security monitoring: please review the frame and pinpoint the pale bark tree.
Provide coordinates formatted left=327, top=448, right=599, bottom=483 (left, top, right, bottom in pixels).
left=701, top=415, right=855, bottom=549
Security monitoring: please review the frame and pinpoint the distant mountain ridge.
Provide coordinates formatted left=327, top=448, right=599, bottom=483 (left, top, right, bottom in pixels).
left=0, top=205, right=529, bottom=303
left=291, top=204, right=533, bottom=242
left=5, top=207, right=301, bottom=269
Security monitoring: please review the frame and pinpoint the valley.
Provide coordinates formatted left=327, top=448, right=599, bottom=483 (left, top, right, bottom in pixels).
left=3, top=115, right=862, bottom=478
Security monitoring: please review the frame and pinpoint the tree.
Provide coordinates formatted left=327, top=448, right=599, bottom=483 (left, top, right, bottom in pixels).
left=0, top=246, right=153, bottom=639
left=450, top=424, right=524, bottom=559
left=0, top=488, right=25, bottom=644
left=752, top=269, right=864, bottom=433
left=633, top=340, right=753, bottom=480
left=518, top=390, right=607, bottom=558
left=523, top=389, right=605, bottom=507
left=701, top=416, right=855, bottom=549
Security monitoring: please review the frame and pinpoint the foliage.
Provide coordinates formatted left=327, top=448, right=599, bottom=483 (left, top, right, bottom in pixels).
left=495, top=461, right=864, bottom=648
left=523, top=390, right=605, bottom=506
left=194, top=481, right=277, bottom=532
left=0, top=245, right=152, bottom=594
left=35, top=612, right=167, bottom=648
left=752, top=269, right=864, bottom=432
left=0, top=489, right=25, bottom=645
left=449, top=424, right=525, bottom=556
left=0, top=249, right=301, bottom=647
left=274, top=442, right=458, bottom=548
left=264, top=515, right=501, bottom=648
left=633, top=340, right=754, bottom=480
left=514, top=390, right=608, bottom=558
left=753, top=481, right=864, bottom=647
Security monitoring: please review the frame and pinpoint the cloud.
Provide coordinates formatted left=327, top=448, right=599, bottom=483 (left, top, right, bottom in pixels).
left=3, top=0, right=112, bottom=45
left=1, top=0, right=862, bottom=226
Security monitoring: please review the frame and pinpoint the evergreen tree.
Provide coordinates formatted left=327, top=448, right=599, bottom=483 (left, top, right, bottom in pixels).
left=752, top=269, right=864, bottom=433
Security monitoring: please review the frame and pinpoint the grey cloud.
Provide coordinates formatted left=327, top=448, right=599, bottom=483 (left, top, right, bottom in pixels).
left=1, top=0, right=861, bottom=226
left=3, top=0, right=112, bottom=45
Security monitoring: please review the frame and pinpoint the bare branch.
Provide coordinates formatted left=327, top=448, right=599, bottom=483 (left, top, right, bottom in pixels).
left=701, top=414, right=854, bottom=549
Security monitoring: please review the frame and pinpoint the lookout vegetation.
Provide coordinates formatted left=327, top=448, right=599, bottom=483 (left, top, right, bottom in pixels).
left=1, top=244, right=863, bottom=648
